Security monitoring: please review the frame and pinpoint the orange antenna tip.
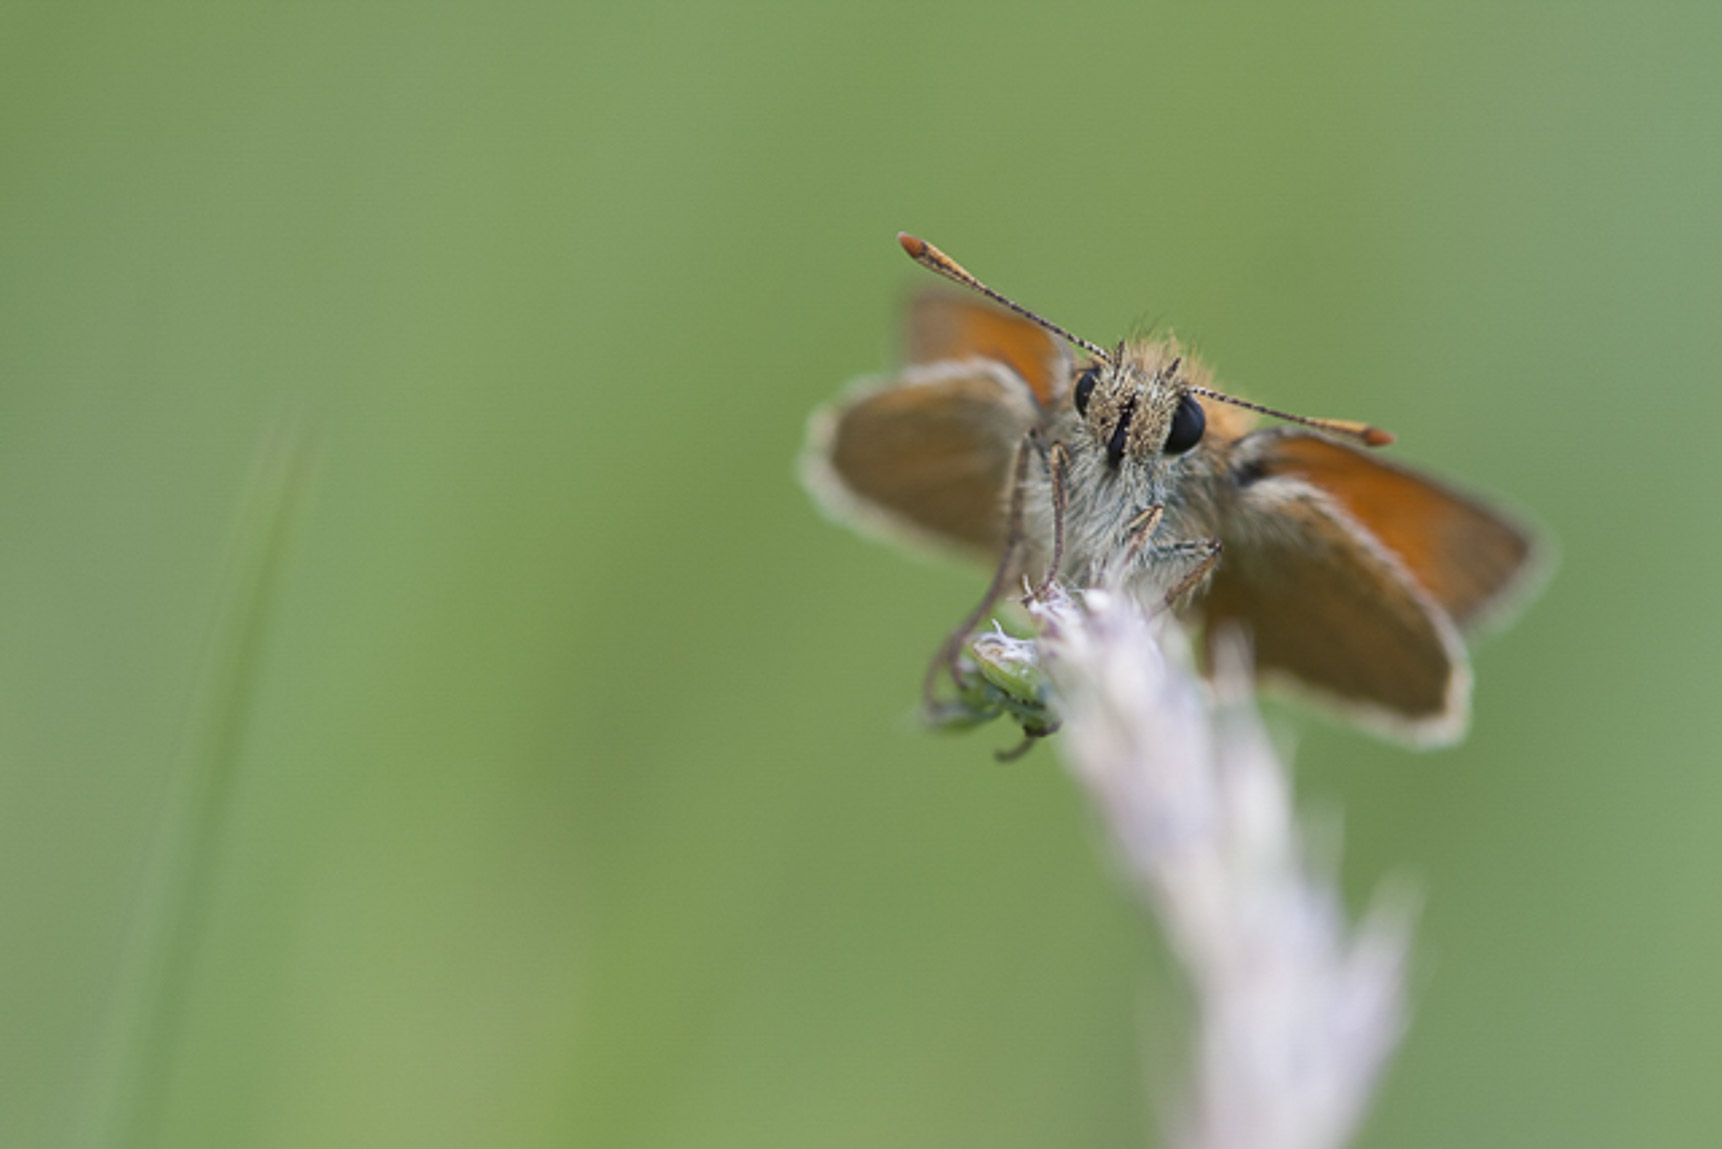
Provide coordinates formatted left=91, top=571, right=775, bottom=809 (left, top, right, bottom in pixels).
left=1313, top=417, right=1396, bottom=447
left=897, top=232, right=926, bottom=257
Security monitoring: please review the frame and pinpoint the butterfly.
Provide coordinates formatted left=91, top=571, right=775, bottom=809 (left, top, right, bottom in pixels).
left=804, top=235, right=1542, bottom=746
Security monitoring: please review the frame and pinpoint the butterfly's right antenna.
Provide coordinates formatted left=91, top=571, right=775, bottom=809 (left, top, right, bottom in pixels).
left=1187, top=387, right=1396, bottom=448
left=898, top=234, right=1111, bottom=362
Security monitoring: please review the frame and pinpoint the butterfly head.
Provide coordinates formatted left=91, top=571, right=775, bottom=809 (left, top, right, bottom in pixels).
left=1071, top=343, right=1206, bottom=469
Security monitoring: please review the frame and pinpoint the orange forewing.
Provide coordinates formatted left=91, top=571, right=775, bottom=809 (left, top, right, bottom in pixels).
left=805, top=363, right=1038, bottom=559
left=1200, top=479, right=1468, bottom=741
left=906, top=290, right=1069, bottom=408
left=1243, top=431, right=1535, bottom=629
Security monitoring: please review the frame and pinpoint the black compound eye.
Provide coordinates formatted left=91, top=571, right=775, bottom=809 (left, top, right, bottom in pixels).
left=1073, top=368, right=1099, bottom=415
left=1163, top=394, right=1206, bottom=455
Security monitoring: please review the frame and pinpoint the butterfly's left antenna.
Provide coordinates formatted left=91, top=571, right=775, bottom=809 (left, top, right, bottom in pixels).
left=898, top=234, right=1111, bottom=361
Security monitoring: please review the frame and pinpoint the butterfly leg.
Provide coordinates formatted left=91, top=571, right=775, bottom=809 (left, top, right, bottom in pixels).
left=995, top=725, right=1056, bottom=762
left=1120, top=503, right=1219, bottom=607
left=1123, top=504, right=1166, bottom=564
left=921, top=428, right=1036, bottom=709
left=1029, top=437, right=1072, bottom=601
left=1155, top=537, right=1223, bottom=610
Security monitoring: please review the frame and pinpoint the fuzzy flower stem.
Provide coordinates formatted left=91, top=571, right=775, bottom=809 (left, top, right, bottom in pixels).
left=1026, top=588, right=1411, bottom=1149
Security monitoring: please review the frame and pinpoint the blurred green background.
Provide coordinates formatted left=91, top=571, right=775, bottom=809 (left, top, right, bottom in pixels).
left=5, top=1, right=1720, bottom=1146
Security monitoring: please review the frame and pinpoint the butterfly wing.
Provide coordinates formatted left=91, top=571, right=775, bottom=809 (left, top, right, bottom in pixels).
left=1198, top=473, right=1471, bottom=745
left=905, top=289, right=1070, bottom=407
left=1235, top=429, right=1539, bottom=630
left=804, top=291, right=1065, bottom=561
left=802, top=360, right=1039, bottom=560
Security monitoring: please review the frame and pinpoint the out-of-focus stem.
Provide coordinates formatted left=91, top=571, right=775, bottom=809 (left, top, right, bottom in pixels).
left=1028, top=588, right=1411, bottom=1149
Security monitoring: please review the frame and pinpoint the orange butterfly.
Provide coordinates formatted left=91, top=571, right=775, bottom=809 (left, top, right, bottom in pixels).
left=805, top=235, right=1542, bottom=746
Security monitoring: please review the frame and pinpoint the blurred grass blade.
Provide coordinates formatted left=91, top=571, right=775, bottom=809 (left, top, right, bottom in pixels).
left=79, top=417, right=315, bottom=1149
